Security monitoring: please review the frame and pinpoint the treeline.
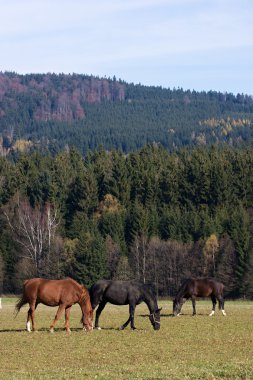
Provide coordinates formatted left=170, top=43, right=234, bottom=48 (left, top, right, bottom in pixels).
left=0, top=145, right=253, bottom=298
left=1, top=72, right=253, bottom=156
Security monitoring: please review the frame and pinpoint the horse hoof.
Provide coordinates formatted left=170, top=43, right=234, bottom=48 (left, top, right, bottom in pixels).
left=49, top=328, right=54, bottom=333
left=95, top=327, right=102, bottom=330
left=119, top=326, right=124, bottom=331
left=66, top=329, right=71, bottom=334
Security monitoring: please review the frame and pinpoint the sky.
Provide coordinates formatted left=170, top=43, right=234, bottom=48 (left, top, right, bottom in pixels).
left=1, top=0, right=253, bottom=95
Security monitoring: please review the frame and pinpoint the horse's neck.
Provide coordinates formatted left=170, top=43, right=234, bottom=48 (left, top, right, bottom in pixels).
left=79, top=288, right=91, bottom=312
left=176, top=282, right=187, bottom=301
left=144, top=294, right=157, bottom=313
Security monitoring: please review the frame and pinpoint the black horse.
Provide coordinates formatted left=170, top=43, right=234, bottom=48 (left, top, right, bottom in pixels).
left=173, top=278, right=226, bottom=317
left=89, top=280, right=161, bottom=330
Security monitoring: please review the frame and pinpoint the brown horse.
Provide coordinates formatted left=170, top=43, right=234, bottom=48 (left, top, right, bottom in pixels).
left=173, top=278, right=226, bottom=317
left=15, top=277, right=93, bottom=333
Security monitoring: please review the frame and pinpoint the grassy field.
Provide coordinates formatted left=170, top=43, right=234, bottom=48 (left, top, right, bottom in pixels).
left=0, top=298, right=253, bottom=379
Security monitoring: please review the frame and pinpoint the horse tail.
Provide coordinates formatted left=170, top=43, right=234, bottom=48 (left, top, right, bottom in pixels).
left=14, top=279, right=30, bottom=317
left=14, top=294, right=28, bottom=317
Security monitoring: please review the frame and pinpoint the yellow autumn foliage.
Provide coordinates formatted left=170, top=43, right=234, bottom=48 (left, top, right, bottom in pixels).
left=13, top=139, right=32, bottom=152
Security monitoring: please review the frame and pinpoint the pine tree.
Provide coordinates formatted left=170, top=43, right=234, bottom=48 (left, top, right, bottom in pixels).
left=71, top=231, right=107, bottom=287
left=229, top=205, right=250, bottom=295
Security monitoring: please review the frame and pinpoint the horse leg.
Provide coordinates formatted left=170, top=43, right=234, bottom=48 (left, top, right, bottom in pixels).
left=64, top=306, right=71, bottom=334
left=217, top=295, right=226, bottom=316
left=50, top=304, right=65, bottom=333
left=95, top=301, right=107, bottom=330
left=129, top=304, right=136, bottom=330
left=119, top=304, right=136, bottom=330
left=119, top=315, right=131, bottom=330
left=28, top=302, right=37, bottom=332
left=209, top=295, right=217, bottom=316
left=191, top=296, right=196, bottom=316
left=26, top=307, right=32, bottom=332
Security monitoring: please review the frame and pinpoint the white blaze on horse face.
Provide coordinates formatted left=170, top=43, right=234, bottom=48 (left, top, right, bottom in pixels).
left=26, top=321, right=31, bottom=332
left=209, top=310, right=215, bottom=316
left=222, top=310, right=226, bottom=316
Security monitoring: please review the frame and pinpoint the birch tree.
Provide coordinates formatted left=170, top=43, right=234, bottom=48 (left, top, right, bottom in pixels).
left=4, top=196, right=60, bottom=276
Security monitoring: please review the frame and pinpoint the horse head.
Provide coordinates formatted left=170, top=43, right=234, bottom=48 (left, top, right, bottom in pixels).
left=82, top=309, right=94, bottom=331
left=149, top=307, right=162, bottom=330
left=79, top=286, right=94, bottom=331
left=173, top=298, right=183, bottom=316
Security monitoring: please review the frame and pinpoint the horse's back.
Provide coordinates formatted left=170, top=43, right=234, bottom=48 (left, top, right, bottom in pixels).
left=90, top=279, right=145, bottom=306
left=90, top=280, right=111, bottom=296
left=177, top=278, right=224, bottom=298
left=22, top=277, right=82, bottom=306
left=100, top=280, right=147, bottom=305
left=193, top=278, right=224, bottom=296
left=106, top=280, right=137, bottom=304
left=23, top=278, right=44, bottom=296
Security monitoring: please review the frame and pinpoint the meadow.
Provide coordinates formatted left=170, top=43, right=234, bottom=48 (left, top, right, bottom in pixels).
left=0, top=298, right=253, bottom=380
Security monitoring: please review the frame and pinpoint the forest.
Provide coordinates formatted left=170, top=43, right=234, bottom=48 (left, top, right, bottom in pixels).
left=0, top=72, right=253, bottom=156
left=0, top=144, right=252, bottom=298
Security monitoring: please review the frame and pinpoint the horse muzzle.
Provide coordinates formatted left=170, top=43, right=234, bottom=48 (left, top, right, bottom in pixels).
left=83, top=323, right=93, bottom=332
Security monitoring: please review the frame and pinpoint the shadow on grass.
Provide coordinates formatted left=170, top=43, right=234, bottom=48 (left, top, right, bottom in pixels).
left=0, top=327, right=84, bottom=333
left=0, top=326, right=141, bottom=333
left=139, top=313, right=174, bottom=318
left=139, top=312, right=213, bottom=318
left=0, top=329, right=26, bottom=333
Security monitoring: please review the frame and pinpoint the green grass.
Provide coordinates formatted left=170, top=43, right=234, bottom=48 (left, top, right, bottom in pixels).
left=0, top=299, right=253, bottom=379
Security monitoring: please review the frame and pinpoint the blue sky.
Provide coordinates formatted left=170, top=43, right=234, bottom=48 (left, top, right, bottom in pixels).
left=1, top=0, right=253, bottom=95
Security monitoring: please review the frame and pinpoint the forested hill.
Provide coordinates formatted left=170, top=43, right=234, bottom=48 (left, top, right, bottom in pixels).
left=0, top=71, right=253, bottom=156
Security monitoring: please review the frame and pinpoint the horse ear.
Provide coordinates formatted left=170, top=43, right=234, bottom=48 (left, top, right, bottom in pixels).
left=157, top=307, right=162, bottom=312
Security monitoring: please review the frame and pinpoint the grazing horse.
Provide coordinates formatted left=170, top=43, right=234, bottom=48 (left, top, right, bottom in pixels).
left=173, top=278, right=226, bottom=317
left=89, top=280, right=161, bottom=330
left=15, top=277, right=93, bottom=333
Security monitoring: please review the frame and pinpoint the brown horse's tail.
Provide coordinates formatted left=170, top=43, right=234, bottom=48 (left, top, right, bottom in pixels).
left=14, top=280, right=30, bottom=318
left=14, top=294, right=28, bottom=317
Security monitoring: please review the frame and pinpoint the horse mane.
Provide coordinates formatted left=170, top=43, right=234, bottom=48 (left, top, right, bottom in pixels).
left=79, top=285, right=90, bottom=305
left=142, top=283, right=156, bottom=296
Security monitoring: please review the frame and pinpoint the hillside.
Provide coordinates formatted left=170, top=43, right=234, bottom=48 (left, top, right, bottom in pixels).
left=0, top=72, right=253, bottom=156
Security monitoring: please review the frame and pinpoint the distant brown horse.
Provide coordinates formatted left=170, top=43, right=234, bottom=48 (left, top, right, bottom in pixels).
left=15, top=277, right=93, bottom=333
left=173, top=278, right=226, bottom=317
